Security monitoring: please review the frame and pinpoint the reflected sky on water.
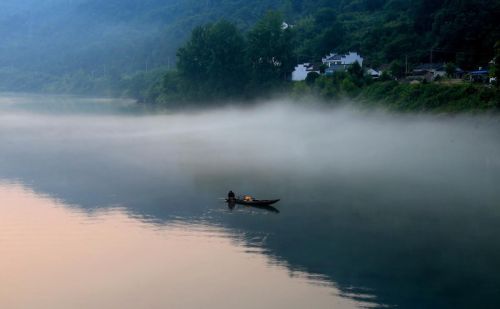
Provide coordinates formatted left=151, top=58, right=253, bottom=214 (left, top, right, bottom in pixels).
left=1, top=94, right=500, bottom=308
left=0, top=182, right=375, bottom=309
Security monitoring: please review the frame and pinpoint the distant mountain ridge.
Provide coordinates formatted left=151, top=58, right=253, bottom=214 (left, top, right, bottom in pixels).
left=0, top=0, right=284, bottom=76
left=0, top=0, right=498, bottom=92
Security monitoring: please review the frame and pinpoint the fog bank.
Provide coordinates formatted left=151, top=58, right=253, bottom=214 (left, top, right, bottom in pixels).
left=1, top=97, right=499, bottom=207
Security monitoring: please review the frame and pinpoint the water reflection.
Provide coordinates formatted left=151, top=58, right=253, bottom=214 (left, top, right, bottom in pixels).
left=227, top=200, right=280, bottom=213
left=0, top=182, right=374, bottom=309
left=1, top=94, right=500, bottom=308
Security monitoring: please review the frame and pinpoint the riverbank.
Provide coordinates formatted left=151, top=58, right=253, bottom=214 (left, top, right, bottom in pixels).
left=2, top=69, right=498, bottom=114
left=139, top=74, right=500, bottom=113
left=358, top=81, right=499, bottom=112
left=291, top=79, right=499, bottom=113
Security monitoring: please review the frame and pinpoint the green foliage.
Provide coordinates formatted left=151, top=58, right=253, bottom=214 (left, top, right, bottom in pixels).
left=445, top=63, right=457, bottom=78
left=157, top=8, right=500, bottom=111
left=3, top=0, right=498, bottom=111
left=292, top=65, right=500, bottom=112
left=0, top=0, right=499, bottom=98
left=154, top=12, right=296, bottom=104
left=294, top=8, right=344, bottom=60
left=291, top=0, right=498, bottom=69
left=389, top=60, right=405, bottom=79
left=430, top=0, right=500, bottom=67
left=379, top=71, right=393, bottom=81
left=293, top=63, right=370, bottom=100
left=247, top=11, right=295, bottom=92
left=493, top=41, right=500, bottom=88
left=177, top=20, right=248, bottom=101
left=125, top=0, right=500, bottom=112
left=360, top=82, right=500, bottom=112
left=341, top=78, right=359, bottom=96
left=347, top=61, right=364, bottom=83
left=291, top=80, right=314, bottom=98
left=121, top=69, right=168, bottom=103
left=305, top=72, right=320, bottom=85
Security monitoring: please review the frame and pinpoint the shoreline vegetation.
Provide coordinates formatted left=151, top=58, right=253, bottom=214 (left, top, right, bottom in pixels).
left=1, top=1, right=499, bottom=113
left=126, top=3, right=500, bottom=113
left=294, top=79, right=499, bottom=113
left=131, top=70, right=500, bottom=113
left=123, top=15, right=499, bottom=113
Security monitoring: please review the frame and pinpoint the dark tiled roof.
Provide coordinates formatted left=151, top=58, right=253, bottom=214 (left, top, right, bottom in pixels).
left=470, top=70, right=489, bottom=75
left=414, top=63, right=446, bottom=71
left=325, top=55, right=342, bottom=60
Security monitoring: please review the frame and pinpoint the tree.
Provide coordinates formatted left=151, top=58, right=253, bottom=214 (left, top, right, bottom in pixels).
left=365, top=0, right=385, bottom=11
left=389, top=60, right=405, bottom=79
left=431, top=0, right=500, bottom=68
left=204, top=21, right=248, bottom=97
left=379, top=70, right=392, bottom=81
left=347, top=61, right=364, bottom=87
left=177, top=26, right=211, bottom=86
left=305, top=71, right=320, bottom=85
left=348, top=61, right=363, bottom=79
left=176, top=20, right=247, bottom=100
left=492, top=41, right=500, bottom=87
left=294, top=8, right=344, bottom=60
left=246, top=11, right=295, bottom=91
left=445, top=62, right=456, bottom=78
left=312, top=26, right=345, bottom=59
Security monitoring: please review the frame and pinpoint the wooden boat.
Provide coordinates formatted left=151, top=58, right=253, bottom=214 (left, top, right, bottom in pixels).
left=226, top=198, right=280, bottom=206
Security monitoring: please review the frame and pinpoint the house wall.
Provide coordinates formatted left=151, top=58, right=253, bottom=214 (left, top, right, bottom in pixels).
left=292, top=64, right=309, bottom=81
left=433, top=70, right=446, bottom=78
left=341, top=52, right=363, bottom=67
left=325, top=65, right=348, bottom=75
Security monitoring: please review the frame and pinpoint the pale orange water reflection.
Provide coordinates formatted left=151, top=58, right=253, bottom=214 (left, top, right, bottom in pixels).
left=0, top=182, right=374, bottom=309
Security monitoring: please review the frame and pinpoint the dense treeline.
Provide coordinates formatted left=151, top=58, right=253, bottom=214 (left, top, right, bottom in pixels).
left=359, top=82, right=499, bottom=112
left=0, top=0, right=285, bottom=79
left=0, top=0, right=499, bottom=104
left=134, top=0, right=500, bottom=107
left=289, top=0, right=499, bottom=68
left=291, top=71, right=499, bottom=112
left=163, top=0, right=500, bottom=70
left=144, top=12, right=295, bottom=103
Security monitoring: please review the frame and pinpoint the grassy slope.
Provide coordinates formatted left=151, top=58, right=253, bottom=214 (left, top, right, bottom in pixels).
left=358, top=82, right=500, bottom=113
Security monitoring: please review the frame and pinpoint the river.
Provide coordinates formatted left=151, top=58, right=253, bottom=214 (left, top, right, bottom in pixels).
left=1, top=93, right=499, bottom=309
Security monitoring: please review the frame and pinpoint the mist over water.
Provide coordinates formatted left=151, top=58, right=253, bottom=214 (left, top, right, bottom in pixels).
left=1, top=94, right=500, bottom=308
left=2, top=96, right=499, bottom=203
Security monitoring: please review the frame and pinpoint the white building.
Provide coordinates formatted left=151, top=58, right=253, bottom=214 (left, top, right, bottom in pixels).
left=366, top=68, right=381, bottom=78
left=322, top=52, right=363, bottom=74
left=292, top=63, right=320, bottom=81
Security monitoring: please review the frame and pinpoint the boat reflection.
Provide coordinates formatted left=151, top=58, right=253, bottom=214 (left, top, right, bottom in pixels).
left=227, top=200, right=280, bottom=213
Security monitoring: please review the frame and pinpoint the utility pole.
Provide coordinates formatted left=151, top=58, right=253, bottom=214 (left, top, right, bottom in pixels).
left=405, top=55, right=408, bottom=75
left=430, top=48, right=433, bottom=64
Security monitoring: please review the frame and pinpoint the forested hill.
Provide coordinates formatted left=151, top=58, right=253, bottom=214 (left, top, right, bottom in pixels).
left=0, top=0, right=283, bottom=76
left=0, top=0, right=498, bottom=93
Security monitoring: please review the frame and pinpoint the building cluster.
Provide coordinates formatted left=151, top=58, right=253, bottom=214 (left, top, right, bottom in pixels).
left=292, top=51, right=496, bottom=84
left=403, top=63, right=493, bottom=83
left=292, top=52, right=369, bottom=81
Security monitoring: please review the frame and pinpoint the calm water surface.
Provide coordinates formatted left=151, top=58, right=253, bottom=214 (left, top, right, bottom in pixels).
left=1, top=94, right=500, bottom=309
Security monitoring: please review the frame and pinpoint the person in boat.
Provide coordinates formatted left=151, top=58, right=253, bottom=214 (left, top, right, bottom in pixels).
left=227, top=190, right=235, bottom=201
